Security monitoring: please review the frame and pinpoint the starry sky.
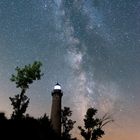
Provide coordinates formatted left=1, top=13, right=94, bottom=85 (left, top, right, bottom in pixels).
left=0, top=0, right=139, bottom=140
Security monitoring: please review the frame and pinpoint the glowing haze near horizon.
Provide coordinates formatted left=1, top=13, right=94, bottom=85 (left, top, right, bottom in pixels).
left=0, top=0, right=139, bottom=140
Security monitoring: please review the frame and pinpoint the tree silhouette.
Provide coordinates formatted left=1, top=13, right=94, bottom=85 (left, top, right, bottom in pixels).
left=0, top=112, right=7, bottom=121
left=61, top=107, right=76, bottom=140
left=78, top=108, right=113, bottom=140
left=9, top=61, right=43, bottom=120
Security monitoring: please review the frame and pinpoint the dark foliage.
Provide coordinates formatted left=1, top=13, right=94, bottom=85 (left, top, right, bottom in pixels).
left=0, top=113, right=61, bottom=140
left=9, top=61, right=43, bottom=119
left=78, top=108, right=113, bottom=140
left=61, top=107, right=76, bottom=140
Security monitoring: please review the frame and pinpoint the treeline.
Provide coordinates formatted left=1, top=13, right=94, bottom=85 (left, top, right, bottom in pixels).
left=0, top=61, right=113, bottom=140
left=0, top=113, right=58, bottom=140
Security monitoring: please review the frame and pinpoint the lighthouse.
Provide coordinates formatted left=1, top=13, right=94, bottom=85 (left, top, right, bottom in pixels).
left=51, top=83, right=63, bottom=136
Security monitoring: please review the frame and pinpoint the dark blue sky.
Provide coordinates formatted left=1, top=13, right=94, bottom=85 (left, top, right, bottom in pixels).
left=0, top=0, right=139, bottom=139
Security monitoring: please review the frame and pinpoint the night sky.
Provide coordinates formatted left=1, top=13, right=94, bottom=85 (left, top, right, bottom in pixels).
left=0, top=0, right=139, bottom=140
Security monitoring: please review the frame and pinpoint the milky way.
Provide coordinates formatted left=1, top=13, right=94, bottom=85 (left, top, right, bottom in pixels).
left=0, top=0, right=139, bottom=140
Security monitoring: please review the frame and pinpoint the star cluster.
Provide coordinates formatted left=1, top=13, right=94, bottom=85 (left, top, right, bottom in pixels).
left=0, top=0, right=139, bottom=140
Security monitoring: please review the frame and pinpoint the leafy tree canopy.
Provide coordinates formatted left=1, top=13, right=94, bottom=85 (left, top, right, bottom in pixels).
left=10, top=61, right=43, bottom=119
left=61, top=107, right=76, bottom=140
left=10, top=61, right=43, bottom=89
left=78, top=108, right=113, bottom=140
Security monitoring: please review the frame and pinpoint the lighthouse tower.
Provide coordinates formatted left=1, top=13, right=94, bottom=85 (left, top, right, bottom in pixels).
left=51, top=83, right=63, bottom=136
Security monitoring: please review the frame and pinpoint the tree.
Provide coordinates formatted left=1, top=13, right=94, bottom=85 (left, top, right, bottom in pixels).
left=9, top=61, right=43, bottom=120
left=61, top=107, right=76, bottom=140
left=0, top=112, right=7, bottom=120
left=78, top=108, right=113, bottom=140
